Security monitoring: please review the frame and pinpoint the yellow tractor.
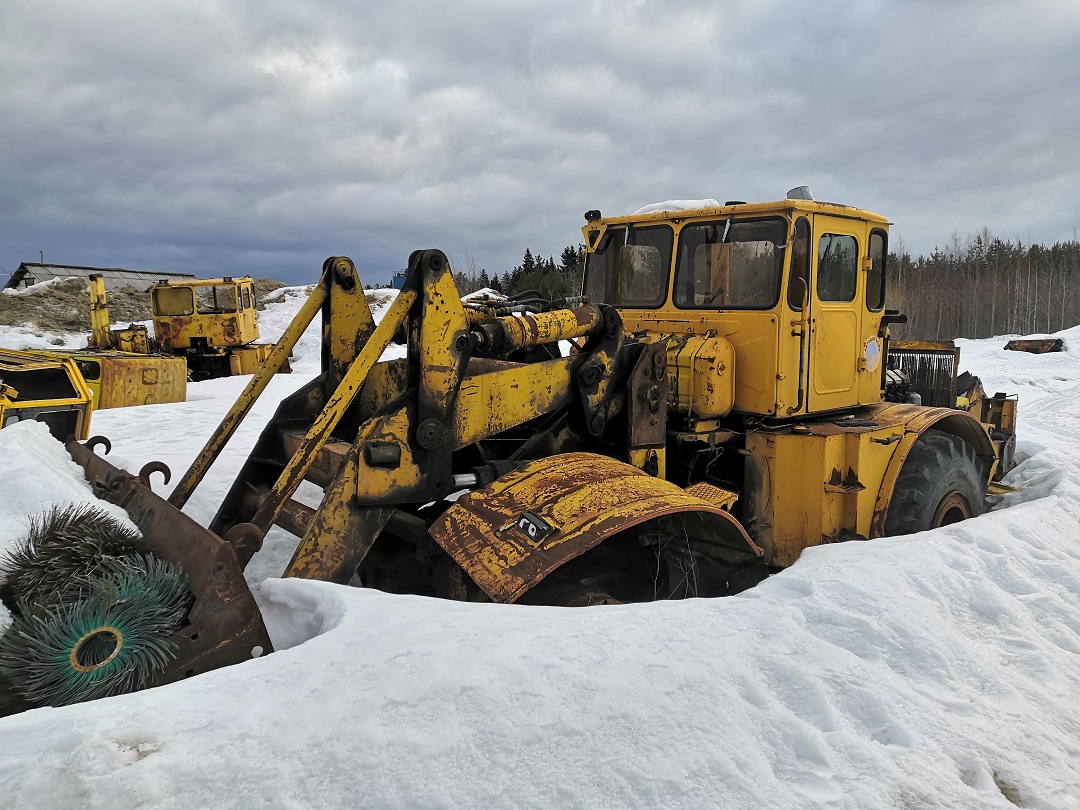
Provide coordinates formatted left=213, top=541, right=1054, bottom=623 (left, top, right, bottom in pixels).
left=150, top=276, right=287, bottom=381
left=14, top=194, right=1018, bottom=701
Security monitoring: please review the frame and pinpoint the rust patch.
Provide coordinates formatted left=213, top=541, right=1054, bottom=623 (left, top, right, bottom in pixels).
left=429, top=452, right=762, bottom=603
left=1004, top=338, right=1064, bottom=354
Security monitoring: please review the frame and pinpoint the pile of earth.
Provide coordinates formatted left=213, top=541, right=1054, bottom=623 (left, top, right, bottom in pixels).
left=0, top=277, right=285, bottom=334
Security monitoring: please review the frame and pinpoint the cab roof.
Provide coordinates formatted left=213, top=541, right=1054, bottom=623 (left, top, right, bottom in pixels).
left=151, top=277, right=255, bottom=288
left=587, top=199, right=890, bottom=229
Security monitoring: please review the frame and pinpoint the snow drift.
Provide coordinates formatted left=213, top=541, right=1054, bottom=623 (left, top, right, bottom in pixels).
left=0, top=292, right=1078, bottom=808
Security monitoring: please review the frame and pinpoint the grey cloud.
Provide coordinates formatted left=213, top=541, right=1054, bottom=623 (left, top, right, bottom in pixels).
left=1, top=0, right=1078, bottom=286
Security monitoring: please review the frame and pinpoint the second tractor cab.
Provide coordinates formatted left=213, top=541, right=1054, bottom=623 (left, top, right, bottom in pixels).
left=0, top=349, right=93, bottom=440
left=150, top=276, right=289, bottom=381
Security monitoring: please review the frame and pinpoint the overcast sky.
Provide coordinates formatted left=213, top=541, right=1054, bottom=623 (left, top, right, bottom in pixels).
left=1, top=0, right=1078, bottom=285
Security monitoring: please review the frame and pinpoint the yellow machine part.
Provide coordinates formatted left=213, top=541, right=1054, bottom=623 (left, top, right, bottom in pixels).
left=429, top=452, right=763, bottom=603
left=0, top=349, right=93, bottom=440
left=666, top=334, right=736, bottom=419
left=68, top=352, right=188, bottom=409
left=228, top=344, right=277, bottom=375
left=743, top=402, right=995, bottom=567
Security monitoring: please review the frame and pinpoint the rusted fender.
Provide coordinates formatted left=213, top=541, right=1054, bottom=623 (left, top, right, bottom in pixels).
left=66, top=438, right=273, bottom=683
left=429, top=452, right=763, bottom=604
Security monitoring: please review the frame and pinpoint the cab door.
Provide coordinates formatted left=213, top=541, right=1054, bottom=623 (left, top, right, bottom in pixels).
left=808, top=215, right=865, bottom=412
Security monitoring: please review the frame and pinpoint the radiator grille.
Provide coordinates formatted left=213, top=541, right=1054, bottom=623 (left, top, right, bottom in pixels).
left=886, top=341, right=959, bottom=408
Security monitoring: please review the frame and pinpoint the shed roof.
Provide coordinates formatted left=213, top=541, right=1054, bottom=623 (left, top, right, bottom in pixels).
left=3, top=263, right=196, bottom=292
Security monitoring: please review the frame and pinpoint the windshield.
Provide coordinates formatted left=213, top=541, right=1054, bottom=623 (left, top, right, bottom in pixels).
left=673, top=218, right=786, bottom=309
left=152, top=286, right=195, bottom=316
left=584, top=225, right=672, bottom=307
left=195, top=285, right=239, bottom=314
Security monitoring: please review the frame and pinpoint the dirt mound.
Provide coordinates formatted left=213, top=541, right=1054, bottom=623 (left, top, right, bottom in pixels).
left=253, top=279, right=285, bottom=308
left=0, top=278, right=149, bottom=332
left=0, top=277, right=286, bottom=332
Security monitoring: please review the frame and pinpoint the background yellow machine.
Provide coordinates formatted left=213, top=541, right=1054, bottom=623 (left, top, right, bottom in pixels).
left=72, top=274, right=188, bottom=409
left=47, top=194, right=1017, bottom=694
left=34, top=274, right=188, bottom=410
left=0, top=349, right=93, bottom=440
left=150, top=276, right=286, bottom=380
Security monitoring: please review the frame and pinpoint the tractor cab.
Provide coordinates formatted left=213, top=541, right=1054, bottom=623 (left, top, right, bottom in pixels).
left=151, top=277, right=260, bottom=352
left=582, top=193, right=891, bottom=420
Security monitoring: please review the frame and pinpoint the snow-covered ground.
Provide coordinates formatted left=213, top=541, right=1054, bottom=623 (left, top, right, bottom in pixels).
left=0, top=290, right=1079, bottom=809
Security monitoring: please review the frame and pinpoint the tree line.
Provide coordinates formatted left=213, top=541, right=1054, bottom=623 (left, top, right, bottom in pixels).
left=887, top=231, right=1080, bottom=341
left=454, top=246, right=583, bottom=300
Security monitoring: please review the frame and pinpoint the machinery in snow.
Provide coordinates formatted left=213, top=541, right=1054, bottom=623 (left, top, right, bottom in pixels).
left=41, top=273, right=189, bottom=410
left=0, top=349, right=93, bottom=441
left=0, top=192, right=1017, bottom=710
left=149, top=276, right=288, bottom=381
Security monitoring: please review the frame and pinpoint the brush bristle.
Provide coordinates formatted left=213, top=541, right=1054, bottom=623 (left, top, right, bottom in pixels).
left=0, top=504, right=153, bottom=615
left=0, top=557, right=193, bottom=707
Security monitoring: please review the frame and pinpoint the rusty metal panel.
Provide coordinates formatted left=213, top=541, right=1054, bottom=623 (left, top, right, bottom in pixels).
left=229, top=344, right=279, bottom=375
left=628, top=341, right=669, bottom=449
left=65, top=439, right=273, bottom=684
left=1004, top=338, right=1064, bottom=354
left=93, top=353, right=187, bottom=409
left=429, top=452, right=762, bottom=603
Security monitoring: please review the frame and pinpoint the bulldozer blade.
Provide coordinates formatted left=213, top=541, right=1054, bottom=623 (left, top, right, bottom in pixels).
left=65, top=438, right=273, bottom=684
left=429, top=452, right=765, bottom=604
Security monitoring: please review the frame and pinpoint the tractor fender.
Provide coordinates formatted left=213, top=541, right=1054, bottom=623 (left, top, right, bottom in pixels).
left=428, top=452, right=763, bottom=603
left=864, top=403, right=995, bottom=538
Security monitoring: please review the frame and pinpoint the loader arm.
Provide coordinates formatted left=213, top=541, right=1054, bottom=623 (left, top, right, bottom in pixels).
left=178, top=249, right=762, bottom=598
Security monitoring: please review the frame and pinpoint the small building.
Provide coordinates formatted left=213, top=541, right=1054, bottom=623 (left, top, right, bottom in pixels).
left=3, top=262, right=196, bottom=292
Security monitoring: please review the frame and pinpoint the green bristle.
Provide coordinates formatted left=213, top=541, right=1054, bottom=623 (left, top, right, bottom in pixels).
left=0, top=557, right=194, bottom=707
left=0, top=504, right=153, bottom=614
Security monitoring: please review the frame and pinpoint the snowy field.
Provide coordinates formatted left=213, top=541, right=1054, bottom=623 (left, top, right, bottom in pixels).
left=0, top=289, right=1079, bottom=809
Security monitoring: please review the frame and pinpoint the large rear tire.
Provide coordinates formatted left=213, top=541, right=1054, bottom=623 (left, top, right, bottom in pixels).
left=883, top=429, right=985, bottom=535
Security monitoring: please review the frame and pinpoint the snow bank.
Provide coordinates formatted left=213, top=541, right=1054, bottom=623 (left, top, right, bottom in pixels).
left=633, top=199, right=722, bottom=215
left=462, top=287, right=506, bottom=301
left=0, top=292, right=1079, bottom=808
left=0, top=276, right=78, bottom=296
left=0, top=323, right=87, bottom=351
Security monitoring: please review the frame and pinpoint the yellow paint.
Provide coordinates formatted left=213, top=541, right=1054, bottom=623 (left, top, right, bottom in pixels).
left=584, top=198, right=890, bottom=418
left=666, top=334, right=736, bottom=419
left=66, top=352, right=187, bottom=409
left=151, top=277, right=261, bottom=351
left=0, top=348, right=93, bottom=440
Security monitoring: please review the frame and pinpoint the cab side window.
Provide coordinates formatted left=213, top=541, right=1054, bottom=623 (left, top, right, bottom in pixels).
left=787, top=217, right=810, bottom=310
left=584, top=226, right=672, bottom=307
left=867, top=231, right=887, bottom=311
left=816, top=233, right=858, bottom=302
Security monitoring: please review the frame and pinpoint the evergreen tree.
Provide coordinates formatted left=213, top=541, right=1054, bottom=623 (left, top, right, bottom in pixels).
left=559, top=246, right=581, bottom=278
